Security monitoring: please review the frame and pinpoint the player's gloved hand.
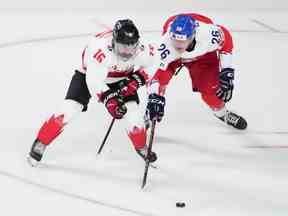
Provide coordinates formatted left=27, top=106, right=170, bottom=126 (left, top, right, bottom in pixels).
left=101, top=90, right=127, bottom=119
left=216, top=68, right=234, bottom=102
left=105, top=95, right=127, bottom=119
left=121, top=69, right=148, bottom=96
left=146, top=93, right=166, bottom=122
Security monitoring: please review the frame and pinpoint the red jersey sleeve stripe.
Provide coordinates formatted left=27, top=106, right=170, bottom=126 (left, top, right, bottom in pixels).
left=218, top=25, right=233, bottom=53
left=81, top=46, right=88, bottom=71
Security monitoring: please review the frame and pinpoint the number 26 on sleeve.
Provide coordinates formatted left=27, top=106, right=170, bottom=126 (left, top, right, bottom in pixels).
left=158, top=43, right=170, bottom=59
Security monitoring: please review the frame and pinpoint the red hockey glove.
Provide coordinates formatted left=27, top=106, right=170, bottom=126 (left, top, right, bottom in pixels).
left=121, top=69, right=148, bottom=97
left=100, top=90, right=127, bottom=119
left=105, top=95, right=127, bottom=119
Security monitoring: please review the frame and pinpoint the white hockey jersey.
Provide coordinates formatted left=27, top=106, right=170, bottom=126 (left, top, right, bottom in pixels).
left=80, top=31, right=156, bottom=99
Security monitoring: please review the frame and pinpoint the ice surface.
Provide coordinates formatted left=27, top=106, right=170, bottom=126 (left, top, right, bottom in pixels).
left=0, top=10, right=287, bottom=216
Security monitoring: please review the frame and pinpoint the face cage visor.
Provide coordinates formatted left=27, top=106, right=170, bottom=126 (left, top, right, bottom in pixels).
left=114, top=41, right=139, bottom=61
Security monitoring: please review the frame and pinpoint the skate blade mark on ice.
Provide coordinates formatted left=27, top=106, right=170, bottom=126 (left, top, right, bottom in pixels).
left=246, top=145, right=288, bottom=149
left=217, top=130, right=288, bottom=135
left=0, top=169, right=156, bottom=216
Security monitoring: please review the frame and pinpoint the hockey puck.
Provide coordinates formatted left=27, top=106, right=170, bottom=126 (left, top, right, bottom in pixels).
left=176, top=202, right=185, bottom=208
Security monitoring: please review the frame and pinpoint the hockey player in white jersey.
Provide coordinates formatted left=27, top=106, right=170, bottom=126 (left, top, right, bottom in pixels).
left=28, top=19, right=157, bottom=166
left=145, top=14, right=247, bottom=129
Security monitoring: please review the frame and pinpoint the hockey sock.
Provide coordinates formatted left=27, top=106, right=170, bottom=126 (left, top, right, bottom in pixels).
left=128, top=126, right=147, bottom=150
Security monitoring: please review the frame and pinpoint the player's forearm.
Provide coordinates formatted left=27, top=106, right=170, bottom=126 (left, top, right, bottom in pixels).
left=147, top=68, right=173, bottom=95
left=219, top=52, right=233, bottom=70
left=85, top=68, right=109, bottom=101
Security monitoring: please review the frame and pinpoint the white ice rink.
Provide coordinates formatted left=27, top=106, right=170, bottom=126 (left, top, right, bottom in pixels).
left=0, top=8, right=288, bottom=216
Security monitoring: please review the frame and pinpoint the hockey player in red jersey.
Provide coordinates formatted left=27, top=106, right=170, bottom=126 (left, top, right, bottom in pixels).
left=28, top=19, right=157, bottom=166
left=145, top=14, right=247, bottom=129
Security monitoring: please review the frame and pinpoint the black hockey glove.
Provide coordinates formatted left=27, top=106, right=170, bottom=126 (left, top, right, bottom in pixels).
left=216, top=68, right=234, bottom=102
left=146, top=94, right=166, bottom=122
left=128, top=70, right=147, bottom=88
left=101, top=89, right=127, bottom=119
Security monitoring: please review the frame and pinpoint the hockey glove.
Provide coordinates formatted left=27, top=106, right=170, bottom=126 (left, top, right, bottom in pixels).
left=121, top=69, right=148, bottom=97
left=101, top=90, right=127, bottom=119
left=105, top=95, right=127, bottom=119
left=146, top=93, right=166, bottom=122
left=216, top=68, right=234, bottom=102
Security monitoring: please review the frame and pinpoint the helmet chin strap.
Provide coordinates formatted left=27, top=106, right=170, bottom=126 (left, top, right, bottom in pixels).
left=186, top=38, right=196, bottom=52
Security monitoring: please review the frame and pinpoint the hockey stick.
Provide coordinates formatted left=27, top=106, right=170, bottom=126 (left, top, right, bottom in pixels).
left=174, top=64, right=185, bottom=76
left=141, top=119, right=157, bottom=189
left=97, top=118, right=116, bottom=154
